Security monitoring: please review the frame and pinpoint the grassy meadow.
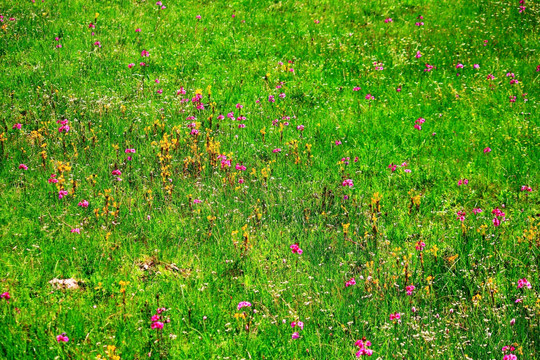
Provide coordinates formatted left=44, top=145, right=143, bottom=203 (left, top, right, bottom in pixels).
left=0, top=0, right=539, bottom=359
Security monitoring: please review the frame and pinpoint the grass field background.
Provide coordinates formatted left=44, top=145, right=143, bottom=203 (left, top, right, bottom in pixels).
left=0, top=0, right=539, bottom=359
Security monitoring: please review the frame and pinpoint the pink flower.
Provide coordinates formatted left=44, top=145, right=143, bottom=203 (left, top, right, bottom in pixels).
left=473, top=64, right=480, bottom=69
left=290, top=243, right=303, bottom=254
left=151, top=315, right=160, bottom=322
left=112, top=169, right=122, bottom=176
left=135, top=28, right=141, bottom=32
left=484, top=147, right=491, bottom=153
left=365, top=94, right=374, bottom=100
left=237, top=301, right=252, bottom=310
left=58, top=190, right=68, bottom=199
left=353, top=86, right=361, bottom=91
left=193, top=199, right=202, bottom=204
left=424, top=64, right=434, bottom=72
left=151, top=322, right=164, bottom=330
left=521, top=185, right=532, bottom=192
left=456, top=63, right=464, bottom=69
left=355, top=339, right=373, bottom=357
left=238, top=178, right=244, bottom=184
left=297, top=125, right=304, bottom=131
left=415, top=22, right=424, bottom=26
left=141, top=50, right=149, bottom=57
left=314, top=19, right=320, bottom=24
left=345, top=278, right=356, bottom=287
left=335, top=140, right=342, bottom=145
left=273, top=148, right=281, bottom=153
left=388, top=163, right=397, bottom=172
left=12, top=123, right=22, bottom=129
left=128, top=63, right=135, bottom=68
left=487, top=74, right=495, bottom=80
left=268, top=95, right=275, bottom=103
left=196, top=15, right=201, bottom=20
left=235, top=164, right=246, bottom=171
left=415, top=51, right=422, bottom=58
left=406, top=285, right=415, bottom=295
left=125, top=148, right=136, bottom=154
left=0, top=292, right=10, bottom=301
left=56, top=333, right=69, bottom=343
left=78, top=200, right=89, bottom=208
left=517, top=278, right=531, bottom=289
left=291, top=332, right=300, bottom=339
left=473, top=208, right=482, bottom=215
left=93, top=41, right=101, bottom=47
left=384, top=18, right=393, bottom=23
left=342, top=179, right=354, bottom=187
left=396, top=86, right=401, bottom=92
left=415, top=241, right=425, bottom=251
left=492, top=217, right=500, bottom=227
left=18, top=164, right=28, bottom=170
left=389, top=312, right=401, bottom=321
left=71, top=228, right=80, bottom=234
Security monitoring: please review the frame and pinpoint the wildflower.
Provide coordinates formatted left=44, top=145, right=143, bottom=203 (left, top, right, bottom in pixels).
left=487, top=74, right=495, bottom=80
left=456, top=63, right=464, bottom=69
left=268, top=95, right=275, bottom=103
left=492, top=217, right=500, bottom=227
left=484, top=147, right=491, bottom=153
left=415, top=241, right=425, bottom=251
left=424, top=64, right=434, bottom=72
left=12, top=123, right=22, bottom=129
left=389, top=312, right=401, bottom=321
left=342, top=179, right=354, bottom=187
left=279, top=93, right=286, bottom=98
left=355, top=339, right=373, bottom=357
left=237, top=301, right=252, bottom=310
left=135, top=28, right=141, bottom=32
left=509, top=96, right=516, bottom=103
left=56, top=333, right=69, bottom=343
left=415, top=51, right=422, bottom=58
left=415, top=22, right=424, bottom=26
left=151, top=322, right=164, bottom=330
left=112, top=169, right=122, bottom=176
left=483, top=40, right=488, bottom=46
left=193, top=199, right=202, bottom=204
left=406, top=285, right=415, bottom=295
left=517, top=278, right=531, bottom=289
left=384, top=18, right=393, bottom=23
left=473, top=64, right=480, bottom=69
left=235, top=164, right=246, bottom=171
left=290, top=243, right=303, bottom=254
left=71, top=228, right=80, bottom=234
left=297, top=125, right=304, bottom=131
left=365, top=94, right=374, bottom=100
left=521, top=185, right=532, bottom=192
left=345, top=278, right=356, bottom=287
left=196, top=15, right=201, bottom=20
left=141, top=50, right=149, bottom=57
left=335, top=140, right=342, bottom=145
left=58, top=190, right=68, bottom=199
left=272, top=148, right=281, bottom=153
left=128, top=63, right=135, bottom=68
left=456, top=210, right=466, bottom=222
left=353, top=86, right=361, bottom=91
left=18, top=164, right=28, bottom=170
left=48, top=174, right=58, bottom=184
left=93, top=41, right=101, bottom=47
left=125, top=148, right=136, bottom=154
left=0, top=292, right=10, bottom=301
left=473, top=208, right=482, bottom=214
left=457, top=179, right=469, bottom=186
left=388, top=163, right=397, bottom=172
left=291, top=332, right=300, bottom=339
left=78, top=200, right=89, bottom=208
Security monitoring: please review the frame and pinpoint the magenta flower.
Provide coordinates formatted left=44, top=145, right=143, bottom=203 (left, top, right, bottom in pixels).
left=297, top=125, right=304, bottom=131
left=521, top=185, right=532, bottom=192
left=151, top=321, right=164, bottom=330
left=290, top=243, right=303, bottom=254
left=71, top=228, right=80, bottom=234
left=58, top=190, right=68, bottom=199
left=342, top=179, right=354, bottom=187
left=384, top=18, right=393, bottom=23
left=456, top=63, right=464, bottom=69
left=272, top=148, right=281, bottom=153
left=406, top=285, right=415, bottom=295
left=389, top=312, right=401, bottom=321
left=196, top=15, right=201, bottom=20
left=237, top=301, right=252, bottom=310
left=18, top=164, right=28, bottom=170
left=135, top=28, right=141, bottom=32
left=517, top=278, right=531, bottom=289
left=355, top=339, right=373, bottom=357
left=141, top=49, right=149, bottom=57
left=415, top=241, right=425, bottom=251
left=56, top=333, right=69, bottom=343
left=345, top=278, right=356, bottom=287
left=112, top=169, right=122, bottom=176
left=353, top=86, right=361, bottom=91
left=78, top=200, right=89, bottom=208
left=492, top=217, right=500, bottom=227
left=424, top=64, right=434, bottom=72
left=12, top=123, right=22, bottom=130
left=484, top=147, right=491, bottom=153
left=388, top=163, right=397, bottom=172
left=365, top=94, right=374, bottom=100
left=0, top=292, right=10, bottom=301
left=291, top=332, right=300, bottom=339
left=473, top=208, right=482, bottom=215
left=415, top=51, right=422, bottom=58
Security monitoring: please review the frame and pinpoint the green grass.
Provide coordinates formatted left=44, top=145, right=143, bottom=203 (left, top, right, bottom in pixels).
left=0, top=0, right=539, bottom=359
